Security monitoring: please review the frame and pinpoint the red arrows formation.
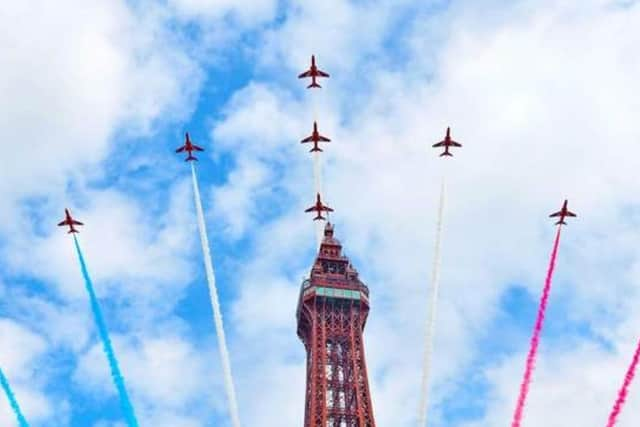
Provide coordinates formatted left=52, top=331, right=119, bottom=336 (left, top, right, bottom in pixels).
left=58, top=55, right=577, bottom=232
left=296, top=55, right=576, bottom=227
left=298, top=56, right=334, bottom=221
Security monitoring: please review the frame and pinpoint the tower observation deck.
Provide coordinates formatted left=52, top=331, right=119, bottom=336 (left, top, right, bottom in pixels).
left=296, top=222, right=376, bottom=427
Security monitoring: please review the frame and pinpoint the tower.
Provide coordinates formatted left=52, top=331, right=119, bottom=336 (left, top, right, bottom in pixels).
left=296, top=222, right=376, bottom=427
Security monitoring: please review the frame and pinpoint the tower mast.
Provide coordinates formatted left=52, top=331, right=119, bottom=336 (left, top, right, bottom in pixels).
left=296, top=223, right=377, bottom=427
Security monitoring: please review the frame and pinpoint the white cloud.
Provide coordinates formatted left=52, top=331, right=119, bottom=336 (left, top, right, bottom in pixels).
left=168, top=0, right=279, bottom=26
left=0, top=0, right=203, bottom=222
left=210, top=156, right=274, bottom=239
left=0, top=2, right=215, bottom=423
left=0, top=320, right=46, bottom=379
left=0, top=320, right=56, bottom=426
left=74, top=333, right=225, bottom=426
left=207, top=0, right=640, bottom=425
left=2, top=178, right=195, bottom=302
left=2, top=0, right=640, bottom=425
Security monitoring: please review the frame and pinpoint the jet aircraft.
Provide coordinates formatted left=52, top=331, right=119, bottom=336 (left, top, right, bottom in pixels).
left=58, top=209, right=84, bottom=233
left=298, top=55, right=330, bottom=89
left=175, top=132, right=204, bottom=161
left=301, top=121, right=331, bottom=152
left=305, top=193, right=334, bottom=221
left=432, top=127, right=462, bottom=157
left=549, top=200, right=577, bottom=225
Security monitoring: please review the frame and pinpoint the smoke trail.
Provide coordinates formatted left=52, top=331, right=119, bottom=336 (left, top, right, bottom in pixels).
left=606, top=338, right=640, bottom=426
left=312, top=152, right=324, bottom=247
left=310, top=89, right=325, bottom=248
left=72, top=235, right=139, bottom=427
left=417, top=178, right=446, bottom=427
left=0, top=367, right=30, bottom=427
left=511, top=226, right=563, bottom=427
left=312, top=151, right=323, bottom=196
left=312, top=98, right=319, bottom=124
left=190, top=163, right=241, bottom=427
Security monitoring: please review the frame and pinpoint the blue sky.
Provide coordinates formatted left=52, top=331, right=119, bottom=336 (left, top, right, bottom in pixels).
left=2, top=1, right=640, bottom=426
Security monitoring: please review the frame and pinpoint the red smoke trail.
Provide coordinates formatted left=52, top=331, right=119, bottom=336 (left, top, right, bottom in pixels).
left=511, top=226, right=563, bottom=427
left=606, top=338, right=640, bottom=427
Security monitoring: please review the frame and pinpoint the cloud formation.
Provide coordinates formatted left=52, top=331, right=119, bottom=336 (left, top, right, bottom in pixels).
left=2, top=0, right=640, bottom=426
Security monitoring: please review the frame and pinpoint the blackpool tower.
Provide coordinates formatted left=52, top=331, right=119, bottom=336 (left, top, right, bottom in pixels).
left=296, top=222, right=377, bottom=427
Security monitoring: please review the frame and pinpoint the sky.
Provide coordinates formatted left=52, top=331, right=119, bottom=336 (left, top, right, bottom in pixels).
left=1, top=0, right=640, bottom=426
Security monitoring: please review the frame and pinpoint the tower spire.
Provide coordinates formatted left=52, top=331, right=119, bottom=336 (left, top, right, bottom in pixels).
left=297, top=224, right=376, bottom=427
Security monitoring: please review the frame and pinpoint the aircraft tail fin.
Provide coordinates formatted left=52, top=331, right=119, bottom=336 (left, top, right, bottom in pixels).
left=439, top=151, right=453, bottom=157
left=310, top=147, right=323, bottom=153
left=186, top=155, right=198, bottom=162
left=307, top=82, right=322, bottom=89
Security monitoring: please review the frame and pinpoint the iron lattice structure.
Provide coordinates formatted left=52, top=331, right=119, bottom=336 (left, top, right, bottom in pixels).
left=297, top=223, right=376, bottom=427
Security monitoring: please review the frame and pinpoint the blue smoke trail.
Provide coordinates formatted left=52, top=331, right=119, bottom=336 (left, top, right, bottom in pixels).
left=0, top=367, right=30, bottom=427
left=72, top=235, right=139, bottom=427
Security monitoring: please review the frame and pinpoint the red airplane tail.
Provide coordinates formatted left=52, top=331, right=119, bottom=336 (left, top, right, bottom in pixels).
left=186, top=154, right=198, bottom=162
left=314, top=214, right=326, bottom=221
left=555, top=219, right=567, bottom=226
left=309, top=146, right=324, bottom=153
left=439, top=151, right=453, bottom=157
left=307, top=81, right=322, bottom=89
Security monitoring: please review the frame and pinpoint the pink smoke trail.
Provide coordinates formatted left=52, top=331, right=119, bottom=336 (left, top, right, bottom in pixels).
left=606, top=338, right=640, bottom=427
left=511, top=225, right=563, bottom=427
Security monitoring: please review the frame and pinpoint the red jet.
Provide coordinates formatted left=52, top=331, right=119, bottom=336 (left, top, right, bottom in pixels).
left=57, top=209, right=84, bottom=233
left=301, top=121, right=331, bottom=152
left=175, top=132, right=204, bottom=161
left=305, top=193, right=334, bottom=221
left=432, top=127, right=462, bottom=157
left=298, top=55, right=330, bottom=89
left=549, top=199, right=577, bottom=225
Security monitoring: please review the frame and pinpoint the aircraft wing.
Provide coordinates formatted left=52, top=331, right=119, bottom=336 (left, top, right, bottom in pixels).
left=432, top=141, right=446, bottom=147
left=322, top=206, right=334, bottom=212
left=450, top=140, right=462, bottom=147
left=298, top=70, right=312, bottom=78
left=301, top=136, right=313, bottom=143
left=57, top=220, right=67, bottom=226
left=317, top=70, right=330, bottom=77
left=304, top=206, right=316, bottom=212
left=175, top=146, right=186, bottom=153
left=318, top=135, right=331, bottom=142
left=566, top=211, right=577, bottom=217
left=193, top=145, right=205, bottom=151
left=549, top=211, right=562, bottom=217
left=72, top=220, right=84, bottom=225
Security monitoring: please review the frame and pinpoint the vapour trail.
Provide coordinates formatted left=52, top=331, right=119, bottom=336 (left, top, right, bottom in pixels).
left=417, top=177, right=446, bottom=427
left=310, top=90, right=324, bottom=248
left=0, top=367, right=30, bottom=427
left=511, top=226, right=563, bottom=427
left=312, top=151, right=323, bottom=196
left=72, top=235, right=139, bottom=427
left=312, top=152, right=324, bottom=247
left=190, top=163, right=241, bottom=427
left=606, top=338, right=640, bottom=426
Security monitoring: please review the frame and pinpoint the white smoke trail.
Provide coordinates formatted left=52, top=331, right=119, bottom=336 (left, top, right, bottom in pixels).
left=417, top=177, right=446, bottom=427
left=312, top=151, right=323, bottom=196
left=312, top=152, right=324, bottom=247
left=190, top=163, right=241, bottom=427
left=309, top=90, right=324, bottom=248
left=311, top=89, right=319, bottom=123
